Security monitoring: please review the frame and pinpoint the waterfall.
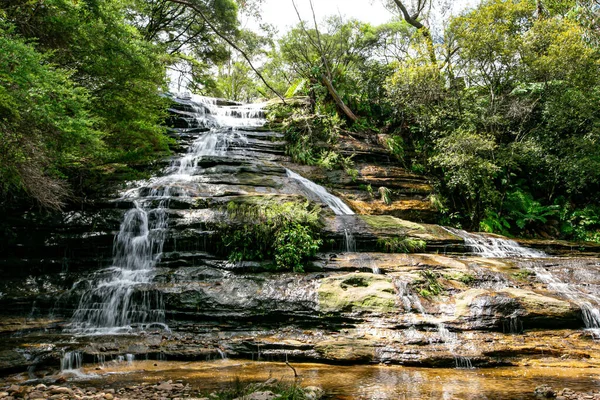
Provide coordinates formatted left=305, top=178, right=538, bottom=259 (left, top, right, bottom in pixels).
left=286, top=169, right=354, bottom=215
left=526, top=261, right=600, bottom=338
left=446, top=227, right=546, bottom=258
left=69, top=95, right=266, bottom=335
left=282, top=170, right=383, bottom=273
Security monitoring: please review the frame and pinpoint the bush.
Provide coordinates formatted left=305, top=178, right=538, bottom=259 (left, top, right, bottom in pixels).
left=216, top=199, right=323, bottom=272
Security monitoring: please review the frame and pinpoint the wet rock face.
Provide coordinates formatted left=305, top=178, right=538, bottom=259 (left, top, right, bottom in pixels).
left=2, top=97, right=600, bottom=375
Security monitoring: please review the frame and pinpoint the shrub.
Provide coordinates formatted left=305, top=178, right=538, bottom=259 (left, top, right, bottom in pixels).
left=216, top=200, right=322, bottom=272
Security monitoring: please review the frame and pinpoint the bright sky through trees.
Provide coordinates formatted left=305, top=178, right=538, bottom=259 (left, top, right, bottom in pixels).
left=253, top=0, right=481, bottom=34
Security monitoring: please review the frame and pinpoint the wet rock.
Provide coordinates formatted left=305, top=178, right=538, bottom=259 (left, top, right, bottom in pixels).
left=455, top=288, right=580, bottom=330
left=317, top=272, right=396, bottom=315
left=233, top=391, right=277, bottom=400
left=304, top=386, right=324, bottom=400
left=535, top=385, right=557, bottom=398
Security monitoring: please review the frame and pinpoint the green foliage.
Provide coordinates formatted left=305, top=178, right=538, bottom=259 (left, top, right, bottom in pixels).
left=444, top=272, right=476, bottom=286
left=216, top=200, right=323, bottom=271
left=274, top=105, right=356, bottom=175
left=377, top=237, right=426, bottom=253
left=382, top=0, right=600, bottom=239
left=512, top=269, right=535, bottom=281
left=558, top=202, right=600, bottom=243
left=413, top=269, right=444, bottom=298
left=378, top=187, right=393, bottom=205
left=0, top=22, right=102, bottom=208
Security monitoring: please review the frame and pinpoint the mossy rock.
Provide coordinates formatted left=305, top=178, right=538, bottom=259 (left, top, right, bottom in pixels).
left=317, top=273, right=396, bottom=314
left=359, top=215, right=425, bottom=232
left=358, top=215, right=460, bottom=242
left=454, top=288, right=578, bottom=323
left=314, top=338, right=375, bottom=362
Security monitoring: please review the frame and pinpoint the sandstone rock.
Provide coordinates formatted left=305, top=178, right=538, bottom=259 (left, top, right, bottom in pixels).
left=155, top=383, right=172, bottom=391
left=318, top=272, right=396, bottom=314
left=233, top=391, right=277, bottom=400
left=27, top=392, right=45, bottom=399
left=50, top=387, right=73, bottom=395
left=304, top=386, right=324, bottom=399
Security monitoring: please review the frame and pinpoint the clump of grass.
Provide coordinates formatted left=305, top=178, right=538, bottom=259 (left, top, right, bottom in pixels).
left=377, top=236, right=426, bottom=253
left=203, top=377, right=315, bottom=399
left=413, top=269, right=445, bottom=298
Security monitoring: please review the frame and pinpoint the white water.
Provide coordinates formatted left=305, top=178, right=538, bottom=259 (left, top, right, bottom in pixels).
left=446, top=227, right=546, bottom=258
left=528, top=262, right=600, bottom=338
left=286, top=169, right=354, bottom=216
left=395, top=280, right=473, bottom=368
left=180, top=93, right=266, bottom=129
left=69, top=95, right=266, bottom=335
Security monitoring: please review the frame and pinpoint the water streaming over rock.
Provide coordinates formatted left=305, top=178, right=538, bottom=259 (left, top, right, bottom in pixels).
left=68, top=94, right=266, bottom=335
left=522, top=259, right=600, bottom=338
left=395, top=279, right=473, bottom=368
left=285, top=169, right=354, bottom=216
left=446, top=227, right=546, bottom=258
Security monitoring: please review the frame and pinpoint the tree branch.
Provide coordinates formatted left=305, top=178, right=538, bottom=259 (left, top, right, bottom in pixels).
left=165, top=0, right=286, bottom=103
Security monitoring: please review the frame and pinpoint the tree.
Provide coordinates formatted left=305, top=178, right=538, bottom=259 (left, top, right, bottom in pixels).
left=0, top=23, right=102, bottom=209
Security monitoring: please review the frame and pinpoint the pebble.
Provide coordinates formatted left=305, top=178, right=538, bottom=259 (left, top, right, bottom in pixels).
left=0, top=378, right=323, bottom=400
left=535, top=385, right=600, bottom=400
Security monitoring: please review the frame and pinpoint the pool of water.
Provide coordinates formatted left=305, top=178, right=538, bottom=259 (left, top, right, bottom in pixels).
left=60, top=360, right=600, bottom=399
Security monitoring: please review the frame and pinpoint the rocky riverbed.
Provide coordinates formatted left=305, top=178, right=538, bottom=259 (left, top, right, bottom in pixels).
left=0, top=379, right=323, bottom=400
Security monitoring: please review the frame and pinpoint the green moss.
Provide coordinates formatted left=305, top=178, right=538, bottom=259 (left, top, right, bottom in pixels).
left=445, top=271, right=476, bottom=285
left=318, top=273, right=396, bottom=313
left=377, top=236, right=426, bottom=253
left=359, top=215, right=425, bottom=232
left=412, top=269, right=445, bottom=298
left=512, top=269, right=535, bottom=281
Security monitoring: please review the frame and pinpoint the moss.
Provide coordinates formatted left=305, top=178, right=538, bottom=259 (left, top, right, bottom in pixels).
left=412, top=269, right=445, bottom=298
left=445, top=271, right=476, bottom=285
left=318, top=273, right=396, bottom=314
left=512, top=269, right=535, bottom=282
left=359, top=215, right=425, bottom=231
left=377, top=236, right=426, bottom=253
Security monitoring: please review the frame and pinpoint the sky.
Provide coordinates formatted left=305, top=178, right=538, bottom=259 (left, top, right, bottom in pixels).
left=248, top=0, right=482, bottom=35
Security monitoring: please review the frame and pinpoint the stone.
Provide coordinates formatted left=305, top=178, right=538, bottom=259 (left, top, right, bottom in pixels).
left=318, top=273, right=396, bottom=314
left=104, top=394, right=114, bottom=400
left=155, top=383, right=173, bottom=391
left=233, top=391, right=277, bottom=400
left=27, top=392, right=45, bottom=399
left=50, top=387, right=73, bottom=395
left=304, top=386, right=324, bottom=400
left=535, top=385, right=556, bottom=398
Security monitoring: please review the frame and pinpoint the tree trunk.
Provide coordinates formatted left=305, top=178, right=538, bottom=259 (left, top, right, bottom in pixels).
left=391, top=0, right=437, bottom=65
left=321, top=74, right=358, bottom=122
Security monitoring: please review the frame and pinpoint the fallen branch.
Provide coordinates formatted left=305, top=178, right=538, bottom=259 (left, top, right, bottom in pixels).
left=285, top=353, right=298, bottom=378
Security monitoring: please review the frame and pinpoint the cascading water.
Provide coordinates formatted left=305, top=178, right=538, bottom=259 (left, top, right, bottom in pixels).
left=395, top=280, right=473, bottom=368
left=283, top=169, right=383, bottom=272
left=523, top=259, right=600, bottom=338
left=69, top=94, right=265, bottom=335
left=286, top=169, right=354, bottom=216
left=446, top=227, right=546, bottom=258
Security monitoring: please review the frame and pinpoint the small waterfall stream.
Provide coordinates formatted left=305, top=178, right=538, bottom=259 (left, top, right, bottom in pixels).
left=448, top=227, right=600, bottom=338
left=285, top=169, right=354, bottom=215
left=446, top=227, right=546, bottom=258
left=69, top=95, right=266, bottom=335
left=285, top=168, right=381, bottom=272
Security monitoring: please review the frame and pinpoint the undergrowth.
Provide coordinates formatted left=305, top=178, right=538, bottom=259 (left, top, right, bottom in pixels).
left=214, top=199, right=322, bottom=272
